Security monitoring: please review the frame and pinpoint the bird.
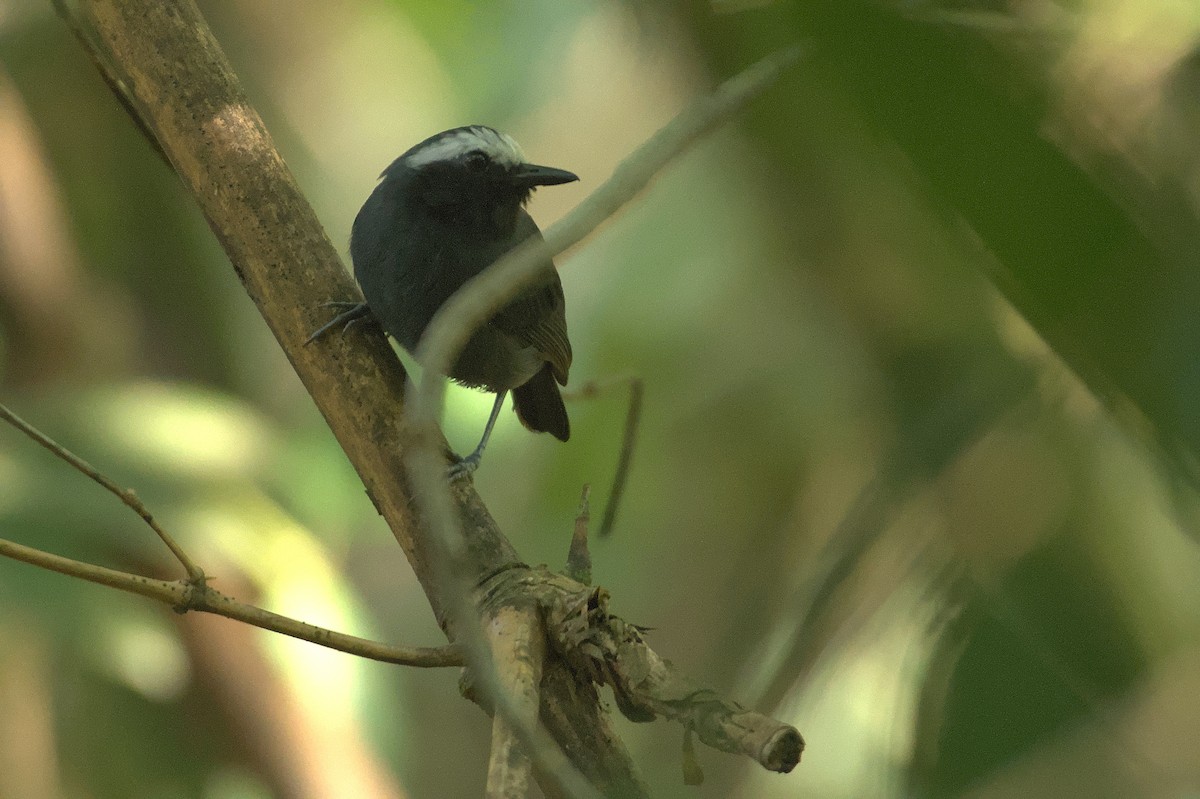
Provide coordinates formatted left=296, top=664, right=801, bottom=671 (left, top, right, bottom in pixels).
left=310, top=126, right=577, bottom=477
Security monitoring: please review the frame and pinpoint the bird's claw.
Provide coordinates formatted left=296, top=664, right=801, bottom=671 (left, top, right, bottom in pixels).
left=446, top=453, right=481, bottom=481
left=305, top=301, right=372, bottom=345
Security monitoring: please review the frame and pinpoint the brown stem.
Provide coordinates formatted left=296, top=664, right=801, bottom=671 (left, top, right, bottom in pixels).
left=564, top=376, right=644, bottom=538
left=567, top=484, right=592, bottom=585
left=0, top=535, right=461, bottom=667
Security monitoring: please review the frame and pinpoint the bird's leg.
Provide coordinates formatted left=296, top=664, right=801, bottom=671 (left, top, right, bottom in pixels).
left=448, top=390, right=507, bottom=480
left=304, top=301, right=373, bottom=345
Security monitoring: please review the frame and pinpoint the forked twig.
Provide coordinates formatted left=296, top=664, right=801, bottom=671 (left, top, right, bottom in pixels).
left=0, top=402, right=462, bottom=666
left=0, top=402, right=204, bottom=581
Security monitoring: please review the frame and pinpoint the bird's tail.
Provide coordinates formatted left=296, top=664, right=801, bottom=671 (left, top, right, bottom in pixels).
left=512, top=365, right=570, bottom=441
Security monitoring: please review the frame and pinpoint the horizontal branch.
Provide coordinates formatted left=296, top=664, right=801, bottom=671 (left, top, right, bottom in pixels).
left=0, top=536, right=462, bottom=668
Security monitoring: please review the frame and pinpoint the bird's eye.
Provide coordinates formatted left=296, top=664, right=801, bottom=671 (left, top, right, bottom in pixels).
left=464, top=150, right=490, bottom=171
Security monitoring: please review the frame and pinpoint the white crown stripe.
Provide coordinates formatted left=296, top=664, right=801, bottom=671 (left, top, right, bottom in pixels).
left=404, top=126, right=526, bottom=169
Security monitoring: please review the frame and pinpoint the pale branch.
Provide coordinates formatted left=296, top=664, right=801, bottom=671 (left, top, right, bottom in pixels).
left=486, top=711, right=530, bottom=798
left=484, top=604, right=546, bottom=799
left=0, top=535, right=462, bottom=667
left=0, top=401, right=203, bottom=581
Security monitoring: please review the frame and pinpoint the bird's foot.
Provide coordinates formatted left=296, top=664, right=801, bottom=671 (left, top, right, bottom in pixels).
left=304, top=301, right=372, bottom=345
left=446, top=452, right=482, bottom=481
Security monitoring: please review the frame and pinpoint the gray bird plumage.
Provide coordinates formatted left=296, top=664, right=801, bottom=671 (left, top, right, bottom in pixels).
left=345, top=125, right=576, bottom=474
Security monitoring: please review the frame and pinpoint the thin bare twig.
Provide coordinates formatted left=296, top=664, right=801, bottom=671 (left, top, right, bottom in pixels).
left=602, top=378, right=642, bottom=538
left=567, top=484, right=592, bottom=585
left=0, top=402, right=460, bottom=666
left=405, top=45, right=804, bottom=797
left=565, top=376, right=644, bottom=538
left=0, top=402, right=205, bottom=581
left=0, top=535, right=462, bottom=666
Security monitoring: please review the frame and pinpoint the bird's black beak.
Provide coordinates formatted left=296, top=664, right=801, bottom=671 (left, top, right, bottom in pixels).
left=511, top=163, right=578, bottom=189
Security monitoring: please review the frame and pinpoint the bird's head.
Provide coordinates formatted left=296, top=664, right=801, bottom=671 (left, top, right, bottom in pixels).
left=389, top=126, right=577, bottom=229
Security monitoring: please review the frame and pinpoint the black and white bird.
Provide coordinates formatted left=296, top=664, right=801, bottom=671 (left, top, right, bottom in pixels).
left=312, top=126, right=577, bottom=476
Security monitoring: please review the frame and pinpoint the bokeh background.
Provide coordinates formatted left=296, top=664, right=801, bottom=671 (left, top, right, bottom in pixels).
left=3, top=0, right=1200, bottom=797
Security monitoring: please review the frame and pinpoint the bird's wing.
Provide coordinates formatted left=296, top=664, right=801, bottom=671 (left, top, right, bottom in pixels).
left=491, top=214, right=572, bottom=384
